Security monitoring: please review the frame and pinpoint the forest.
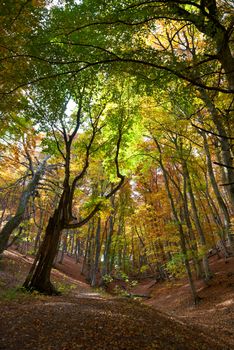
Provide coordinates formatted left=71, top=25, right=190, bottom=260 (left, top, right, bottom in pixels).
left=0, top=1, right=233, bottom=349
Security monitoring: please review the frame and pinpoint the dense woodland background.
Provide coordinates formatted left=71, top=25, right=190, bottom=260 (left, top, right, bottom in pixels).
left=0, top=0, right=233, bottom=305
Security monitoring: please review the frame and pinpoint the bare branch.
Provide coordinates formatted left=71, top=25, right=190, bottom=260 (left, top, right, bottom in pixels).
left=1, top=58, right=233, bottom=95
left=213, top=162, right=234, bottom=170
left=191, top=123, right=234, bottom=140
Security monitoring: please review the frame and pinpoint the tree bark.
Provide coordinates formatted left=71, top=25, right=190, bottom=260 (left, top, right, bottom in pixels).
left=199, top=89, right=234, bottom=207
left=162, top=163, right=200, bottom=304
left=102, top=206, right=115, bottom=277
left=182, top=160, right=212, bottom=281
left=91, top=216, right=101, bottom=287
left=0, top=156, right=49, bottom=255
left=201, top=131, right=234, bottom=253
left=23, top=208, right=63, bottom=294
left=181, top=175, right=203, bottom=279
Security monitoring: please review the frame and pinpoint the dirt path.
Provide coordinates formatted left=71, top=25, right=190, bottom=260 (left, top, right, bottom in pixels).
left=0, top=291, right=231, bottom=350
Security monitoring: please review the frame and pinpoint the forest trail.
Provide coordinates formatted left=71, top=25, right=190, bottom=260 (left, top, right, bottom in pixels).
left=0, top=250, right=233, bottom=350
left=0, top=292, right=230, bottom=350
left=56, top=254, right=234, bottom=349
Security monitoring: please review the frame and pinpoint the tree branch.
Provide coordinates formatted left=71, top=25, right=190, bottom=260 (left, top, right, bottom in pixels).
left=191, top=123, right=234, bottom=140
left=213, top=162, right=234, bottom=170
left=65, top=126, right=125, bottom=229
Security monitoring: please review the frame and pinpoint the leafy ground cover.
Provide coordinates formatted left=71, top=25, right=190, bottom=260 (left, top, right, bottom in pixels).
left=143, top=256, right=234, bottom=349
left=0, top=250, right=233, bottom=350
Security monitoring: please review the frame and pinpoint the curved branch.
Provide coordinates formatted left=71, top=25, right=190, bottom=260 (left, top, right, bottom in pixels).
left=65, top=127, right=125, bottom=229
left=1, top=58, right=233, bottom=95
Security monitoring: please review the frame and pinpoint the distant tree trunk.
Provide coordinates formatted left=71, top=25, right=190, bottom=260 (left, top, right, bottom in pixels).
left=58, top=230, right=68, bottom=264
left=163, top=170, right=200, bottom=304
left=135, top=226, right=154, bottom=275
left=87, top=229, right=95, bottom=283
left=75, top=235, right=81, bottom=263
left=83, top=220, right=95, bottom=281
left=69, top=233, right=75, bottom=256
left=180, top=199, right=202, bottom=279
left=130, top=231, right=136, bottom=272
left=181, top=167, right=203, bottom=279
left=0, top=156, right=49, bottom=255
left=153, top=137, right=200, bottom=304
left=0, top=193, right=10, bottom=228
left=33, top=205, right=45, bottom=255
left=182, top=161, right=212, bottom=281
left=122, top=227, right=128, bottom=273
left=110, top=218, right=123, bottom=273
left=199, top=89, right=234, bottom=206
left=102, top=209, right=115, bottom=276
left=162, top=167, right=200, bottom=304
left=82, top=223, right=92, bottom=275
left=91, top=216, right=101, bottom=287
left=196, top=192, right=216, bottom=246
left=117, top=213, right=126, bottom=270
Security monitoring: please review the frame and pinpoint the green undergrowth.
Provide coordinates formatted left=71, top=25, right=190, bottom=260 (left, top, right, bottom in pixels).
left=0, top=286, right=40, bottom=301
left=0, top=281, right=78, bottom=302
left=54, top=280, right=77, bottom=294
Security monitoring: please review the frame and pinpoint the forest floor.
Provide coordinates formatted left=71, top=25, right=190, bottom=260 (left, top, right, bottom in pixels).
left=0, top=250, right=233, bottom=350
left=136, top=256, right=234, bottom=349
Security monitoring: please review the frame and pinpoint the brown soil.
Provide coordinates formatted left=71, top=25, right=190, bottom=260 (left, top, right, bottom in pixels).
left=0, top=250, right=233, bottom=350
left=137, top=256, right=234, bottom=349
left=54, top=255, right=88, bottom=284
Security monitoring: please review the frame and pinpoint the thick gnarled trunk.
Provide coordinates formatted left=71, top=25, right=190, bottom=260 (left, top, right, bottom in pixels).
left=23, top=209, right=63, bottom=294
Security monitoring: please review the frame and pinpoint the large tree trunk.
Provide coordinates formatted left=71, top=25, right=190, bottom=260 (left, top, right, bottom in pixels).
left=201, top=131, right=234, bottom=253
left=23, top=208, right=63, bottom=294
left=215, top=32, right=234, bottom=90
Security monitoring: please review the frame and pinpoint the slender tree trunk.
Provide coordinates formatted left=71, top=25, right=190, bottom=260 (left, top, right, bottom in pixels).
left=182, top=161, right=212, bottom=281
left=0, top=194, right=10, bottom=228
left=91, top=216, right=101, bottom=287
left=70, top=233, right=75, bottom=256
left=182, top=173, right=203, bottom=278
left=34, top=205, right=45, bottom=255
left=102, top=214, right=114, bottom=276
left=0, top=157, right=49, bottom=255
left=75, top=235, right=81, bottom=263
left=58, top=231, right=68, bottom=264
left=161, top=161, right=200, bottom=304
left=201, top=131, right=234, bottom=253
left=199, top=89, right=234, bottom=206
left=131, top=231, right=136, bottom=272
left=82, top=223, right=92, bottom=275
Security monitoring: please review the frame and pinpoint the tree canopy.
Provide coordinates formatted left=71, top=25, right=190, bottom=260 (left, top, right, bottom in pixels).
left=0, top=0, right=233, bottom=301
